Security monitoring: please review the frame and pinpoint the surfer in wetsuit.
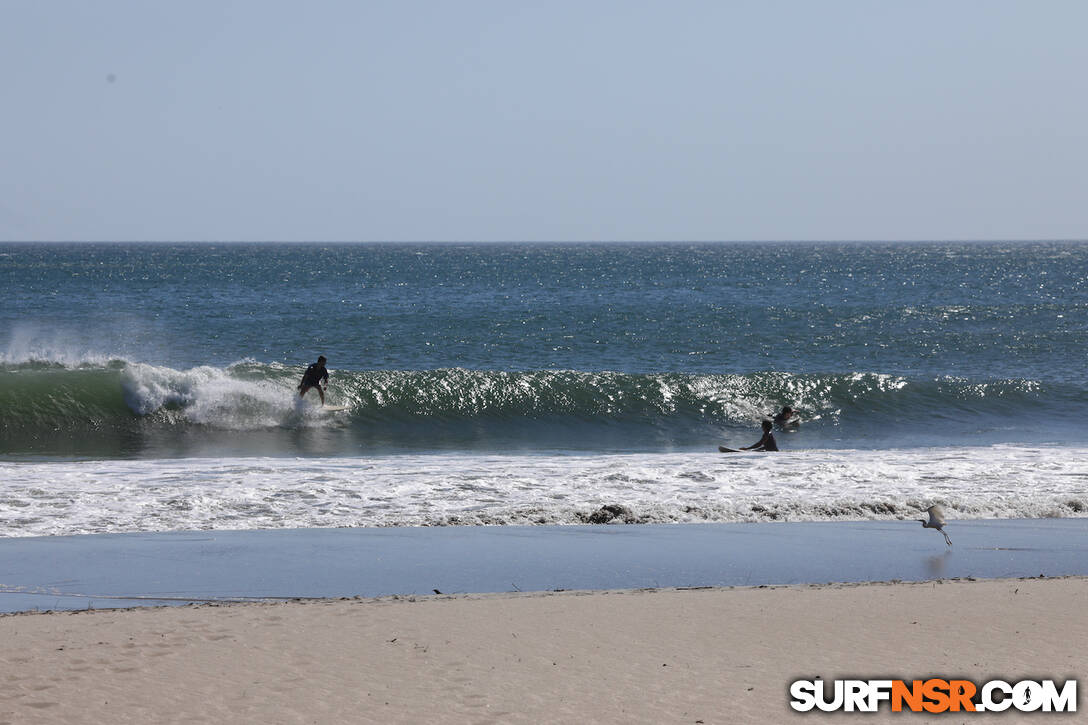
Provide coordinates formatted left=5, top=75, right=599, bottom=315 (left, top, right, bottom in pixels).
left=720, top=419, right=779, bottom=453
left=298, top=355, right=329, bottom=405
left=742, top=419, right=779, bottom=451
left=772, top=405, right=796, bottom=427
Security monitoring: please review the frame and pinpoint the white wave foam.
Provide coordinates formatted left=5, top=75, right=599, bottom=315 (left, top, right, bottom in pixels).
left=1, top=446, right=1085, bottom=537
left=119, top=362, right=334, bottom=430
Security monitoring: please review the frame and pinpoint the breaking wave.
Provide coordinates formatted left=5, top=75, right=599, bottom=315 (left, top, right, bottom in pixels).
left=2, top=358, right=1086, bottom=456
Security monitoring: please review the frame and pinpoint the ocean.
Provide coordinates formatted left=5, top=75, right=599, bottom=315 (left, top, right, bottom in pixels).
left=2, top=242, right=1086, bottom=536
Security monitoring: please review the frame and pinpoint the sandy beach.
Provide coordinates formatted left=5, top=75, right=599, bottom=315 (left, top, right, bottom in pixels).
left=2, top=576, right=1084, bottom=724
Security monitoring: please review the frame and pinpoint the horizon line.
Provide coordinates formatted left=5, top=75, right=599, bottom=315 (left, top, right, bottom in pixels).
left=3, top=238, right=1088, bottom=245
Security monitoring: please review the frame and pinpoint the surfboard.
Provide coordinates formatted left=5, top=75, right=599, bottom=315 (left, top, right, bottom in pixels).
left=296, top=398, right=349, bottom=413
left=718, top=446, right=742, bottom=453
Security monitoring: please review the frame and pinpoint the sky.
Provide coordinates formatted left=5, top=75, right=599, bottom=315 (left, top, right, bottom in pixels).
left=1, top=0, right=1086, bottom=242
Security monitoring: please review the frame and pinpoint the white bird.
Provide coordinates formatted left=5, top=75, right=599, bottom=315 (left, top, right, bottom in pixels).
left=918, top=505, right=952, bottom=547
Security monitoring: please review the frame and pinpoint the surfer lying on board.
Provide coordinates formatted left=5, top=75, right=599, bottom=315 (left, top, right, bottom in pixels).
left=298, top=355, right=329, bottom=405
left=719, top=419, right=779, bottom=453
left=771, top=405, right=797, bottom=427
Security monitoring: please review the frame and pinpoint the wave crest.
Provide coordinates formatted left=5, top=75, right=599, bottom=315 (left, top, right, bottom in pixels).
left=1, top=359, right=1083, bottom=455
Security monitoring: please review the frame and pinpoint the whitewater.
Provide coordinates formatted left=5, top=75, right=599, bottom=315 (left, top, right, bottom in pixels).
left=2, top=447, right=1085, bottom=537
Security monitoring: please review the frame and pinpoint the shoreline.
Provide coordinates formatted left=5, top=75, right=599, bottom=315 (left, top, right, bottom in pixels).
left=2, top=518, right=1087, bottom=613
left=1, top=572, right=1078, bottom=617
left=2, top=577, right=1084, bottom=723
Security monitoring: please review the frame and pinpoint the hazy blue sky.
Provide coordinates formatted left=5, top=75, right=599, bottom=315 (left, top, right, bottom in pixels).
left=2, top=1, right=1085, bottom=241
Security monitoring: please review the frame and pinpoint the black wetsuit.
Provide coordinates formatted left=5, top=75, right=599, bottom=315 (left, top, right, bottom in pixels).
left=300, top=363, right=328, bottom=389
left=754, top=431, right=778, bottom=451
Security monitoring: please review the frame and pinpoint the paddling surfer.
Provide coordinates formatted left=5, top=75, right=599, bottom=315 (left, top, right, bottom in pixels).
left=772, top=405, right=797, bottom=427
left=298, top=355, right=329, bottom=405
left=719, top=419, right=779, bottom=453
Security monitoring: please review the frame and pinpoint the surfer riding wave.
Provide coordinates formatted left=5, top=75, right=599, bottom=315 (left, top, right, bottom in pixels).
left=298, top=355, right=329, bottom=405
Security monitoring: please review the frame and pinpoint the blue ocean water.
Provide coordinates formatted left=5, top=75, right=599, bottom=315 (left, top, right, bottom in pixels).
left=3, top=242, right=1087, bottom=457
left=2, top=242, right=1087, bottom=535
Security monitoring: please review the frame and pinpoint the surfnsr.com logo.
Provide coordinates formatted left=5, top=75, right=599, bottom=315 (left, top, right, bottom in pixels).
left=789, top=678, right=1077, bottom=713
